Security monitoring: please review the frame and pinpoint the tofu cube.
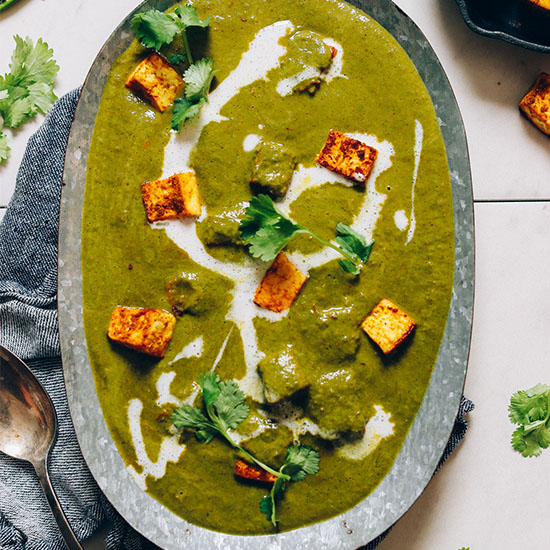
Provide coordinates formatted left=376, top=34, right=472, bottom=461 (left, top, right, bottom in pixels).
left=526, top=0, right=550, bottom=10
left=361, top=298, right=416, bottom=354
left=257, top=348, right=309, bottom=404
left=107, top=306, right=176, bottom=358
left=125, top=53, right=184, bottom=112
left=519, top=73, right=550, bottom=136
left=316, top=130, right=378, bottom=185
left=141, top=172, right=201, bottom=223
left=234, top=459, right=277, bottom=483
left=253, top=253, right=308, bottom=313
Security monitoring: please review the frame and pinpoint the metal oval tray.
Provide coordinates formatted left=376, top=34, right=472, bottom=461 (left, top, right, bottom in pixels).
left=58, top=0, right=474, bottom=548
left=454, top=0, right=550, bottom=53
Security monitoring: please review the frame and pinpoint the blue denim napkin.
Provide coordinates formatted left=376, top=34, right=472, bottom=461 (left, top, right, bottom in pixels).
left=0, top=89, right=473, bottom=550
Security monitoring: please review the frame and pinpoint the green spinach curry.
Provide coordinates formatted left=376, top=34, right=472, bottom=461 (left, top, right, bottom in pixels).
left=82, top=0, right=454, bottom=535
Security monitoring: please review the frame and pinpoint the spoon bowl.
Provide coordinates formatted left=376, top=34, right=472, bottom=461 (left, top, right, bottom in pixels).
left=0, top=344, right=83, bottom=550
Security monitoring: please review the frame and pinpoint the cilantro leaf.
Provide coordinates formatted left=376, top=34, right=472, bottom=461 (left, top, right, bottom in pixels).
left=509, top=383, right=550, bottom=457
left=239, top=195, right=374, bottom=274
left=215, top=380, right=249, bottom=430
left=9, top=36, right=58, bottom=88
left=170, top=404, right=218, bottom=443
left=260, top=477, right=286, bottom=526
left=281, top=445, right=320, bottom=482
left=130, top=10, right=179, bottom=50
left=183, top=58, right=217, bottom=101
left=509, top=383, right=550, bottom=424
left=335, top=222, right=374, bottom=275
left=173, top=4, right=211, bottom=29
left=168, top=53, right=187, bottom=66
left=0, top=133, right=10, bottom=163
left=259, top=496, right=273, bottom=522
left=198, top=371, right=221, bottom=409
left=171, top=96, right=205, bottom=130
left=0, top=36, right=58, bottom=135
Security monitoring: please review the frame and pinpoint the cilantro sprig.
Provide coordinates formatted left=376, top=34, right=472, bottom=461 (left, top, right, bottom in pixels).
left=509, top=383, right=550, bottom=457
left=259, top=444, right=320, bottom=526
left=239, top=194, right=374, bottom=275
left=131, top=4, right=210, bottom=62
left=0, top=36, right=59, bottom=165
left=171, top=372, right=320, bottom=527
left=130, top=4, right=216, bottom=129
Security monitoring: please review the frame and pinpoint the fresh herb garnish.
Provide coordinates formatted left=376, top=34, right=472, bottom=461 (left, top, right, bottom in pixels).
left=509, top=383, right=550, bottom=457
left=130, top=4, right=216, bottom=128
left=168, top=53, right=187, bottom=66
left=171, top=58, right=218, bottom=130
left=171, top=372, right=320, bottom=527
left=0, top=133, right=9, bottom=164
left=259, top=444, right=320, bottom=526
left=0, top=36, right=59, bottom=164
left=239, top=194, right=374, bottom=275
left=130, top=4, right=210, bottom=61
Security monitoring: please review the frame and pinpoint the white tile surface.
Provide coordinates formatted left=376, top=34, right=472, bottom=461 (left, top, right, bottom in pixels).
left=380, top=202, right=550, bottom=550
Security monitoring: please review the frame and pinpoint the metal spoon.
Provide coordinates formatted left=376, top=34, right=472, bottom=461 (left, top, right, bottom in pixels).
left=0, top=344, right=84, bottom=550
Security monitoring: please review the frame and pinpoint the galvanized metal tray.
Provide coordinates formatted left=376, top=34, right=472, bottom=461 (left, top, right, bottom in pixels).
left=58, top=1, right=474, bottom=547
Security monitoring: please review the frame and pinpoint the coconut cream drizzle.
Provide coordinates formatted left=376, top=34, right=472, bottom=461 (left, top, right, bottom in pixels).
left=406, top=119, right=424, bottom=245
left=126, top=399, right=186, bottom=490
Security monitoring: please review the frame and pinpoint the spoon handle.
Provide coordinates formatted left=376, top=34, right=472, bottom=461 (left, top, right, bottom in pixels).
left=33, top=457, right=84, bottom=550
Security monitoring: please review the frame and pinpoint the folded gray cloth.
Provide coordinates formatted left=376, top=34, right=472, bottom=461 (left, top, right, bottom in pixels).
left=0, top=89, right=148, bottom=550
left=0, top=89, right=473, bottom=550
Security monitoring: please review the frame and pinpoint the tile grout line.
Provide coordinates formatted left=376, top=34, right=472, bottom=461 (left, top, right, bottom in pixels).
left=474, top=198, right=550, bottom=204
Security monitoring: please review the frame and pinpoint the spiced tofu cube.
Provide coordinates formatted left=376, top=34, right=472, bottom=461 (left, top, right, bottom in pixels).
left=361, top=298, right=416, bottom=354
left=526, top=0, right=550, bottom=10
left=234, top=459, right=277, bottom=483
left=141, top=172, right=201, bottom=223
left=253, top=253, right=308, bottom=313
left=107, top=306, right=176, bottom=357
left=316, top=130, right=378, bottom=185
left=519, top=73, right=550, bottom=136
left=126, top=53, right=184, bottom=112
left=258, top=348, right=309, bottom=404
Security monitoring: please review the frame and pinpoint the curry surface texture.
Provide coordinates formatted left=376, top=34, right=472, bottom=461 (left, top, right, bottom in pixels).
left=82, top=0, right=454, bottom=535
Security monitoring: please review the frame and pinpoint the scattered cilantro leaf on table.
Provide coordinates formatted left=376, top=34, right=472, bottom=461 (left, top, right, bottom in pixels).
left=509, top=383, right=550, bottom=457
left=0, top=133, right=10, bottom=163
left=130, top=4, right=215, bottom=128
left=0, top=36, right=59, bottom=164
left=239, top=194, right=374, bottom=275
left=171, top=372, right=319, bottom=527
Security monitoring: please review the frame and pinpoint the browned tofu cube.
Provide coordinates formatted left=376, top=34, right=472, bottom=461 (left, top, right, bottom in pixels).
left=107, top=306, right=176, bottom=358
left=234, top=459, right=277, bottom=483
left=316, top=130, right=378, bottom=185
left=519, top=73, right=550, bottom=136
left=254, top=253, right=308, bottom=313
left=361, top=298, right=416, bottom=354
left=526, top=0, right=550, bottom=10
left=141, top=172, right=201, bottom=223
left=125, top=53, right=184, bottom=112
